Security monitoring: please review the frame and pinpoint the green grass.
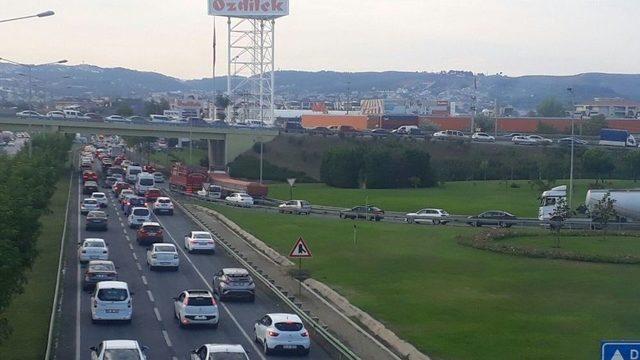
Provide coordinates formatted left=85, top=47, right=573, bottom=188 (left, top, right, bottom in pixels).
left=206, top=203, right=640, bottom=360
left=149, top=148, right=207, bottom=169
left=502, top=233, right=640, bottom=258
left=269, top=180, right=638, bottom=217
left=0, top=174, right=70, bottom=359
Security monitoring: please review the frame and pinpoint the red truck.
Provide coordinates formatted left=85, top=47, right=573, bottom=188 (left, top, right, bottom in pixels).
left=209, top=172, right=268, bottom=198
left=169, top=164, right=208, bottom=193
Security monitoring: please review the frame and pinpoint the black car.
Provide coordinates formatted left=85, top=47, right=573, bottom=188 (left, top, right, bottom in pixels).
left=467, top=211, right=517, bottom=228
left=86, top=210, right=108, bottom=231
left=283, top=121, right=305, bottom=133
left=339, top=206, right=385, bottom=221
left=557, top=137, right=587, bottom=146
left=103, top=176, right=117, bottom=189
left=82, top=181, right=99, bottom=195
left=124, top=197, right=146, bottom=216
left=369, top=128, right=391, bottom=137
left=82, top=260, right=117, bottom=291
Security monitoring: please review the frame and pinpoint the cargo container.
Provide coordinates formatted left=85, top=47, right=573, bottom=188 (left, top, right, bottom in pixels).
left=169, top=164, right=208, bottom=193
left=209, top=172, right=268, bottom=198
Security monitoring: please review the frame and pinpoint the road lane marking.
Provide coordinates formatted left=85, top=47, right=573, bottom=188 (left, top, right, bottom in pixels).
left=122, top=228, right=127, bottom=234
left=141, top=275, right=148, bottom=285
left=147, top=290, right=155, bottom=302
left=153, top=217, right=267, bottom=360
left=136, top=262, right=142, bottom=271
left=120, top=221, right=124, bottom=227
left=128, top=243, right=133, bottom=250
left=125, top=234, right=130, bottom=241
left=162, top=330, right=173, bottom=347
left=154, top=307, right=162, bottom=322
left=75, top=175, right=82, bottom=360
left=132, top=252, right=138, bottom=261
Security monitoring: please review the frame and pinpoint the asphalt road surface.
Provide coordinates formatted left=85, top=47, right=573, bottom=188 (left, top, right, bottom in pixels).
left=54, top=171, right=333, bottom=359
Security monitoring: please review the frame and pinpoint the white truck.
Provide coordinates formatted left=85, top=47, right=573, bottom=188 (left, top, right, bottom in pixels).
left=539, top=185, right=640, bottom=221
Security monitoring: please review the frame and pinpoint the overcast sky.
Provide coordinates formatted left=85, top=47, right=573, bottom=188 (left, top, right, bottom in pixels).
left=2, top=1, right=639, bottom=79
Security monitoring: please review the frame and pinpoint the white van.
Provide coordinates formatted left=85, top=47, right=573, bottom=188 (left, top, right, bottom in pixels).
left=91, top=281, right=133, bottom=323
left=150, top=115, right=172, bottom=123
left=135, top=172, right=155, bottom=196
left=126, top=165, right=143, bottom=184
left=63, top=109, right=81, bottom=119
left=392, top=125, right=419, bottom=134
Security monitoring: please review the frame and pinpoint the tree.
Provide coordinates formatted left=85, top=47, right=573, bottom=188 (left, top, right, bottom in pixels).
left=581, top=148, right=614, bottom=183
left=143, top=99, right=170, bottom=115
left=624, top=151, right=640, bottom=181
left=582, top=114, right=608, bottom=136
left=473, top=113, right=493, bottom=131
left=590, top=192, right=618, bottom=239
left=549, top=198, right=570, bottom=248
left=536, top=97, right=566, bottom=117
left=214, top=95, right=231, bottom=109
left=115, top=105, right=134, bottom=117
left=536, top=121, right=558, bottom=134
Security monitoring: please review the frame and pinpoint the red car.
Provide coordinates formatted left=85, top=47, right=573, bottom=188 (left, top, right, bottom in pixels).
left=82, top=170, right=98, bottom=183
left=145, top=188, right=162, bottom=202
left=113, top=156, right=126, bottom=166
left=136, top=222, right=164, bottom=245
left=143, top=165, right=156, bottom=174
left=113, top=182, right=131, bottom=195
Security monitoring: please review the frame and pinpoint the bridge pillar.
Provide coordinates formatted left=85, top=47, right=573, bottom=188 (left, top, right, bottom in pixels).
left=207, top=139, right=226, bottom=171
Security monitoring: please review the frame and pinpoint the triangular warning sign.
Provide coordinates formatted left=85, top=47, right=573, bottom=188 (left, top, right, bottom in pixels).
left=289, top=237, right=312, bottom=258
left=611, top=349, right=624, bottom=360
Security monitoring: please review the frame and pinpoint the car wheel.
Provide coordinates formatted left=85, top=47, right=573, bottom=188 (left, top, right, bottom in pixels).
left=263, top=341, right=272, bottom=355
left=300, top=348, right=310, bottom=356
left=339, top=213, right=344, bottom=219
left=211, top=321, right=219, bottom=329
left=498, top=221, right=506, bottom=228
left=406, top=217, right=414, bottom=224
left=433, top=219, right=440, bottom=225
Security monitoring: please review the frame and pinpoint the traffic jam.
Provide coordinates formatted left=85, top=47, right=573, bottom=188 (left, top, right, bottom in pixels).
left=77, top=136, right=316, bottom=359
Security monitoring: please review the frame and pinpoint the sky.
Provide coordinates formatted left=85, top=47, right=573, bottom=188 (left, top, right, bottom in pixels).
left=2, top=0, right=639, bottom=80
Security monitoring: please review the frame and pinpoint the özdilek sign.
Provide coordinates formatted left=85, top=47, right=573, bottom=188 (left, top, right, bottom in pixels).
left=208, top=0, right=289, bottom=18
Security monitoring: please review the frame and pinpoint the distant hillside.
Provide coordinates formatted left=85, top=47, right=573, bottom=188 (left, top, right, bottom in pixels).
left=1, top=63, right=640, bottom=110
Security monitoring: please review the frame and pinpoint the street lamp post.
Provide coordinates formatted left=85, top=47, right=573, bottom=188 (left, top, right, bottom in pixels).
left=0, top=57, right=67, bottom=109
left=567, top=87, right=576, bottom=210
left=0, top=10, right=54, bottom=24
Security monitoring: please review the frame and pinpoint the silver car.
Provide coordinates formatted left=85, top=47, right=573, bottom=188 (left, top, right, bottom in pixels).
left=213, top=268, right=255, bottom=301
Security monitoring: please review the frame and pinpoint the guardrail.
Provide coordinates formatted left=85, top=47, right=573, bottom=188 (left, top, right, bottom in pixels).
left=166, top=190, right=360, bottom=360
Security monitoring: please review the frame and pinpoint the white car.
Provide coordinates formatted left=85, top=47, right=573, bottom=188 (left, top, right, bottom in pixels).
left=16, top=110, right=43, bottom=119
left=225, top=193, right=254, bottom=207
left=526, top=134, right=553, bottom=145
left=152, top=197, right=174, bottom=215
left=278, top=200, right=311, bottom=215
left=433, top=130, right=466, bottom=141
left=90, top=340, right=148, bottom=360
left=153, top=172, right=165, bottom=183
left=128, top=207, right=151, bottom=228
left=174, top=289, right=219, bottom=328
left=405, top=208, right=450, bottom=225
left=254, top=313, right=310, bottom=355
left=189, top=344, right=249, bottom=360
left=147, top=243, right=179, bottom=271
left=91, top=192, right=108, bottom=207
left=46, top=111, right=65, bottom=119
left=81, top=198, right=101, bottom=215
left=471, top=132, right=496, bottom=143
left=104, top=115, right=131, bottom=123
left=184, top=231, right=216, bottom=253
left=78, top=238, right=108, bottom=263
left=91, top=281, right=132, bottom=323
left=511, top=135, right=536, bottom=145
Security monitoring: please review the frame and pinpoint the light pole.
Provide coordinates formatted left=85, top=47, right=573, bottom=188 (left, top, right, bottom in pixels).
left=0, top=10, right=54, bottom=24
left=567, top=87, right=576, bottom=210
left=0, top=57, right=67, bottom=109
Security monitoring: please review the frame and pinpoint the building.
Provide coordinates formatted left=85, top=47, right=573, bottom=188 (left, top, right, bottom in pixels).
left=575, top=98, right=640, bottom=119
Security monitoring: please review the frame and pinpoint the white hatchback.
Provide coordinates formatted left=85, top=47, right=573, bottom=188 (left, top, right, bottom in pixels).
left=78, top=238, right=109, bottom=263
left=152, top=197, right=174, bottom=215
left=225, top=193, right=254, bottom=207
left=128, top=207, right=151, bottom=228
left=81, top=198, right=100, bottom=215
left=91, top=281, right=133, bottom=323
left=184, top=231, right=216, bottom=253
left=90, top=340, right=147, bottom=360
left=254, top=313, right=310, bottom=355
left=91, top=192, right=108, bottom=207
left=174, top=289, right=219, bottom=328
left=147, top=243, right=179, bottom=271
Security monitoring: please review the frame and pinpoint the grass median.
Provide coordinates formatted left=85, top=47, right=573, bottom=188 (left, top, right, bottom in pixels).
left=206, top=203, right=640, bottom=360
left=0, top=174, right=70, bottom=359
left=268, top=179, right=636, bottom=217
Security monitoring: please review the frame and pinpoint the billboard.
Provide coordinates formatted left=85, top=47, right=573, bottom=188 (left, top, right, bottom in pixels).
left=208, top=0, right=289, bottom=19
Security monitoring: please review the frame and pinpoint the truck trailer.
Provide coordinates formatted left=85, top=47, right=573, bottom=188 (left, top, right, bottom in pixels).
left=599, top=128, right=637, bottom=147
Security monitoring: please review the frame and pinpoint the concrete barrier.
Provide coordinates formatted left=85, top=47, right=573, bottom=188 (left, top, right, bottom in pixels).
left=304, top=279, right=431, bottom=360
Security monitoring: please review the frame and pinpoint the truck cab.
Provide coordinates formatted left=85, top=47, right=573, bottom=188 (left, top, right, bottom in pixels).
left=538, top=185, right=567, bottom=220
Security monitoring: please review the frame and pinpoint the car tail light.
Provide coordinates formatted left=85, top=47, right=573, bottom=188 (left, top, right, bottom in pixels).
left=181, top=318, right=189, bottom=325
left=301, top=331, right=309, bottom=337
left=81, top=250, right=86, bottom=254
left=151, top=254, right=157, bottom=259
left=267, top=330, right=279, bottom=337
left=127, top=299, right=131, bottom=308
left=173, top=254, right=178, bottom=260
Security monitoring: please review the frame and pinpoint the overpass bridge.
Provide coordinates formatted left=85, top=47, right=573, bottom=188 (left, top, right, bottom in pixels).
left=0, top=117, right=278, bottom=169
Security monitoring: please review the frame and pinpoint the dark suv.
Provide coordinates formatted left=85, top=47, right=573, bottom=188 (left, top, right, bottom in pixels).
left=339, top=206, right=385, bottom=221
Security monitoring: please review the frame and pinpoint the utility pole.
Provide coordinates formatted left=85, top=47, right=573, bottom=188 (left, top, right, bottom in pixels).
left=494, top=98, right=499, bottom=138
left=567, top=87, right=575, bottom=210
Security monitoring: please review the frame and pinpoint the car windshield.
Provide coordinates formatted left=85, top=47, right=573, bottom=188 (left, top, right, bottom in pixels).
left=158, top=199, right=171, bottom=204
left=154, top=245, right=175, bottom=252
left=187, top=296, right=214, bottom=306
left=208, top=353, right=247, bottom=360
left=143, top=225, right=161, bottom=232
left=84, top=199, right=98, bottom=205
left=103, top=349, right=141, bottom=360
left=194, top=233, right=212, bottom=239
left=97, top=288, right=128, bottom=301
left=89, top=263, right=115, bottom=272
left=139, top=179, right=153, bottom=186
left=130, top=169, right=141, bottom=175
left=274, top=322, right=304, bottom=331
left=93, top=194, right=105, bottom=198
left=88, top=212, right=106, bottom=218
left=85, top=241, right=105, bottom=248
left=133, top=209, right=149, bottom=216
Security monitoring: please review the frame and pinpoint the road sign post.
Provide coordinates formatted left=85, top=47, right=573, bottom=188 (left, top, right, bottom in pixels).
left=289, top=236, right=312, bottom=297
left=287, top=178, right=296, bottom=200
left=602, top=341, right=640, bottom=360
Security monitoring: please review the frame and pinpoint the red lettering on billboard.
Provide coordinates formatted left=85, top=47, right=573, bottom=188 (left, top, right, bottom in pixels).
left=212, top=0, right=225, bottom=11
left=209, top=0, right=288, bottom=16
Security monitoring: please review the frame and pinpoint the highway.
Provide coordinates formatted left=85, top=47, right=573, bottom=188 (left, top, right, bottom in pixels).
left=54, top=169, right=333, bottom=359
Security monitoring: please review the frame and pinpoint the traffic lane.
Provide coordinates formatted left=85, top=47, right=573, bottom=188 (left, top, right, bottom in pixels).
left=78, top=189, right=175, bottom=359
left=153, top=203, right=333, bottom=359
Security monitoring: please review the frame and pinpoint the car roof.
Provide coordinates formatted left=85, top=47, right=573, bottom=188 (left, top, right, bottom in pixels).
left=88, top=260, right=114, bottom=266
left=131, top=206, right=149, bottom=210
left=223, top=268, right=249, bottom=275
left=185, top=289, right=212, bottom=296
left=84, top=238, right=105, bottom=243
left=267, top=313, right=303, bottom=323
left=102, top=340, right=140, bottom=349
left=192, top=231, right=211, bottom=235
left=96, top=281, right=128, bottom=289
left=205, top=344, right=247, bottom=354
left=141, top=222, right=160, bottom=227
left=83, top=198, right=98, bottom=202
left=156, top=197, right=171, bottom=201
